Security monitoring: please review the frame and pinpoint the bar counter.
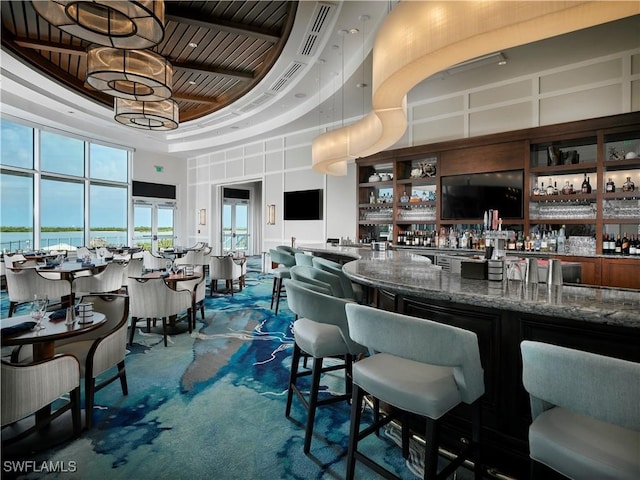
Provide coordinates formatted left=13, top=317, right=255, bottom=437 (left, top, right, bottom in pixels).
left=301, top=244, right=640, bottom=478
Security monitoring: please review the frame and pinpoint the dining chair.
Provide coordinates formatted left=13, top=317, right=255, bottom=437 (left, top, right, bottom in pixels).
left=174, top=250, right=199, bottom=267
left=141, top=250, right=168, bottom=272
left=121, top=257, right=144, bottom=292
left=5, top=267, right=71, bottom=316
left=209, top=255, right=242, bottom=295
left=176, top=265, right=206, bottom=329
left=72, top=261, right=125, bottom=295
left=76, top=246, right=93, bottom=260
left=1, top=354, right=81, bottom=446
left=344, top=304, right=485, bottom=480
left=276, top=245, right=304, bottom=255
left=128, top=277, right=192, bottom=347
left=3, top=253, right=37, bottom=269
left=53, top=294, right=130, bottom=429
left=284, top=278, right=366, bottom=454
left=521, top=341, right=640, bottom=480
left=269, top=249, right=295, bottom=315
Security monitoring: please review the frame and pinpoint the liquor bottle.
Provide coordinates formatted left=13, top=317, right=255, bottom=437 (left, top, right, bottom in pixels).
left=581, top=173, right=592, bottom=194
left=605, top=178, right=615, bottom=193
left=539, top=181, right=546, bottom=196
left=561, top=180, right=572, bottom=195
left=369, top=191, right=376, bottom=204
left=608, top=233, right=616, bottom=255
left=547, top=230, right=557, bottom=253
left=615, top=235, right=622, bottom=255
left=533, top=234, right=541, bottom=252
left=629, top=235, right=637, bottom=256
left=546, top=178, right=555, bottom=196
left=622, top=176, right=635, bottom=192
left=400, top=191, right=409, bottom=203
left=532, top=181, right=540, bottom=196
left=553, top=181, right=559, bottom=195
left=557, top=225, right=566, bottom=254
left=602, top=233, right=609, bottom=254
left=621, top=233, right=630, bottom=255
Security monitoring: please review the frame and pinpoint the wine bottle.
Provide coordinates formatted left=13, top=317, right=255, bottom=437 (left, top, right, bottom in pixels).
left=546, top=178, right=555, bottom=196
left=602, top=233, right=609, bottom=254
left=615, top=235, right=622, bottom=255
left=630, top=235, right=637, bottom=256
left=581, top=174, right=589, bottom=194
left=622, top=233, right=630, bottom=255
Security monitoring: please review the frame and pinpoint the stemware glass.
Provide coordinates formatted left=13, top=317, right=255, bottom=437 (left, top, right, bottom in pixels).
left=165, top=260, right=173, bottom=274
left=30, top=296, right=48, bottom=330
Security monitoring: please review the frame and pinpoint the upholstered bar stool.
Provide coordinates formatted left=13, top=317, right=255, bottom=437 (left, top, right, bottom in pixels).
left=312, top=256, right=365, bottom=303
left=521, top=341, right=640, bottom=480
left=289, top=265, right=348, bottom=299
left=345, top=304, right=485, bottom=480
left=284, top=279, right=367, bottom=454
left=269, top=249, right=295, bottom=315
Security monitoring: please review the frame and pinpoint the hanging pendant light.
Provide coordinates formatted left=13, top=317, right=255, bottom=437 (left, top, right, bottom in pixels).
left=114, top=98, right=178, bottom=131
left=32, top=0, right=165, bottom=49
left=86, top=46, right=172, bottom=101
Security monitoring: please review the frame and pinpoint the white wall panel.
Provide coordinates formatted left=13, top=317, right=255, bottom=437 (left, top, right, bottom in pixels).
left=413, top=96, right=464, bottom=119
left=469, top=102, right=533, bottom=137
left=540, top=84, right=622, bottom=125
left=412, top=115, right=465, bottom=145
left=265, top=151, right=283, bottom=172
left=226, top=159, right=244, bottom=178
left=244, top=156, right=263, bottom=176
left=470, top=80, right=532, bottom=108
left=540, top=59, right=621, bottom=93
left=284, top=145, right=312, bottom=170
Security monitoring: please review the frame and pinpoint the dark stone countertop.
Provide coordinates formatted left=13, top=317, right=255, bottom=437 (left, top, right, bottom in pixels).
left=301, top=244, right=640, bottom=329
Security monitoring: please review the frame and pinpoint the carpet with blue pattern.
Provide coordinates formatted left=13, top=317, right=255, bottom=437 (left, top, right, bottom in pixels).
left=1, top=257, right=438, bottom=480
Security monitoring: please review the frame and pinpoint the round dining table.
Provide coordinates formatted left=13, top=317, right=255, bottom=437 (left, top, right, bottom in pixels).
left=1, top=311, right=106, bottom=361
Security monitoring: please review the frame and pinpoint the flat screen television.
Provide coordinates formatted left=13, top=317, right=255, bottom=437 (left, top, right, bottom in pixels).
left=441, top=170, right=524, bottom=220
left=283, top=189, right=323, bottom=220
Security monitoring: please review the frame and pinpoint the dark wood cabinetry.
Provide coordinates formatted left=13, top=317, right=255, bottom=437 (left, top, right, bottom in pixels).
left=357, top=112, right=640, bottom=287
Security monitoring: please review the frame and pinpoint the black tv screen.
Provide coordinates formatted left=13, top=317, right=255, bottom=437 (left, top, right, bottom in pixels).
left=441, top=170, right=523, bottom=220
left=283, top=189, right=323, bottom=220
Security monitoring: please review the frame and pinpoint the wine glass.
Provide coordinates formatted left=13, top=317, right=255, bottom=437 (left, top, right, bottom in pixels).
left=165, top=260, right=173, bottom=274
left=30, top=296, right=48, bottom=330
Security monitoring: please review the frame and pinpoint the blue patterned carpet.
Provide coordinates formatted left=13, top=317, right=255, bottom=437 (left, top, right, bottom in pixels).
left=1, top=257, right=427, bottom=480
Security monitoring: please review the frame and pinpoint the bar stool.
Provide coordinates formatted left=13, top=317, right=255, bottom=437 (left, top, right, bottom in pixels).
left=284, top=279, right=367, bottom=454
left=345, top=304, right=485, bottom=480
left=521, top=341, right=640, bottom=480
left=269, top=249, right=295, bottom=315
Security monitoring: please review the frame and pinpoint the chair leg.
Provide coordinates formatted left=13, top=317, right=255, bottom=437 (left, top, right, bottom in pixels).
left=118, top=361, right=128, bottom=396
left=129, top=317, right=138, bottom=345
left=85, top=378, right=96, bottom=430
left=274, top=278, right=283, bottom=315
left=270, top=277, right=278, bottom=310
left=285, top=343, right=302, bottom=418
left=304, top=356, right=324, bottom=454
left=424, top=417, right=439, bottom=480
left=162, top=318, right=168, bottom=347
left=346, top=384, right=365, bottom=480
left=8, top=302, right=17, bottom=317
left=471, top=400, right=482, bottom=479
left=71, top=386, right=82, bottom=436
left=199, top=302, right=205, bottom=320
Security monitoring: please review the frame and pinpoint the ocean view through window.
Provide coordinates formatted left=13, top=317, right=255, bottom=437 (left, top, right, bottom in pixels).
left=0, top=118, right=130, bottom=252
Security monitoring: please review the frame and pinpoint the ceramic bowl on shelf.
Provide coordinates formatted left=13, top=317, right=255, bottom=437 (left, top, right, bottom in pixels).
left=368, top=173, right=381, bottom=182
left=625, top=151, right=637, bottom=159
left=380, top=173, right=392, bottom=181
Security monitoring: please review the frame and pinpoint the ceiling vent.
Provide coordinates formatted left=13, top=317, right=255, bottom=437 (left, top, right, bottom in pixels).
left=298, top=2, right=335, bottom=57
left=269, top=61, right=306, bottom=92
left=236, top=92, right=274, bottom=113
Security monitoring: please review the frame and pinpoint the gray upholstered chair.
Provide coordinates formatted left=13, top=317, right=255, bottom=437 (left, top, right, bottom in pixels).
left=294, top=252, right=314, bottom=266
left=345, top=304, right=485, bottom=480
left=128, top=277, right=192, bottom=347
left=520, top=340, right=640, bottom=480
left=209, top=255, right=242, bottom=295
left=276, top=245, right=304, bottom=255
left=141, top=250, right=168, bottom=272
left=289, top=264, right=348, bottom=299
left=54, top=294, right=130, bottom=429
left=72, top=261, right=125, bottom=295
left=284, top=279, right=367, bottom=454
left=1, top=354, right=81, bottom=446
left=121, top=257, right=144, bottom=291
left=312, top=256, right=365, bottom=303
left=269, top=249, right=295, bottom=315
left=176, top=265, right=206, bottom=328
left=5, top=267, right=71, bottom=316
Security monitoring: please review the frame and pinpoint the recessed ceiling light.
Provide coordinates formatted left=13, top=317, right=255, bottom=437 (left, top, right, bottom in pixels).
left=188, top=42, right=198, bottom=48
left=294, top=93, right=306, bottom=98
left=230, top=126, right=239, bottom=130
left=349, top=28, right=360, bottom=34
left=189, top=80, right=197, bottom=85
left=356, top=83, right=368, bottom=88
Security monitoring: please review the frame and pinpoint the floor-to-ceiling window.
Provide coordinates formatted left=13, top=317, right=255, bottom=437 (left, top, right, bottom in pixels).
left=0, top=117, right=130, bottom=252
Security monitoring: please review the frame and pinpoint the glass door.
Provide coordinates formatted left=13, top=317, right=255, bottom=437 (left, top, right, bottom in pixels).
left=133, top=200, right=176, bottom=252
left=222, top=199, right=249, bottom=254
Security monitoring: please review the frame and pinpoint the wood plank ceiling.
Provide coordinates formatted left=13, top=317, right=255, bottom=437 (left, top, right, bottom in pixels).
left=1, top=1, right=298, bottom=123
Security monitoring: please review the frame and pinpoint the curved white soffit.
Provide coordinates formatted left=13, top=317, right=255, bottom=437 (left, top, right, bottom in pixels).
left=312, top=1, right=640, bottom=175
